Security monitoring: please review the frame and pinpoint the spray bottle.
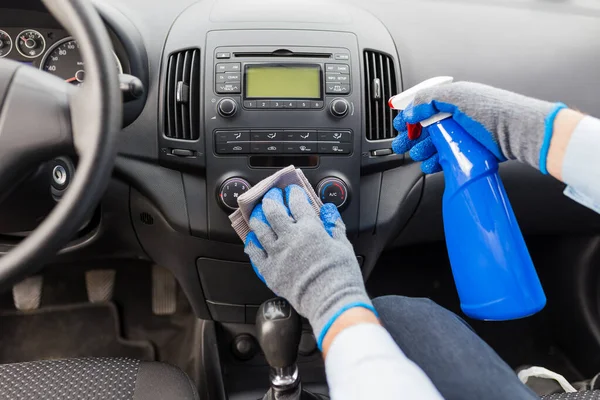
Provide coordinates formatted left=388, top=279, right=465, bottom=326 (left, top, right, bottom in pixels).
left=389, top=77, right=546, bottom=321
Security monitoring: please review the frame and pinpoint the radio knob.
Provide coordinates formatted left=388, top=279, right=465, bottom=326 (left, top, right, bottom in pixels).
left=329, top=98, right=350, bottom=118
left=217, top=98, right=238, bottom=118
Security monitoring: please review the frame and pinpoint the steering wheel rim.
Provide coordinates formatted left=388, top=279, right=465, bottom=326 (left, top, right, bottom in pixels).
left=0, top=0, right=121, bottom=290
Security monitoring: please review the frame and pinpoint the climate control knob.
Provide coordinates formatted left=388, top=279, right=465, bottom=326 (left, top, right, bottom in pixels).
left=329, top=98, right=350, bottom=118
left=217, top=98, right=238, bottom=118
left=219, top=178, right=251, bottom=211
left=317, top=177, right=349, bottom=209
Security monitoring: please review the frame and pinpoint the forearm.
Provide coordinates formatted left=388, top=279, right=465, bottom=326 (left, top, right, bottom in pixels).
left=323, top=309, right=443, bottom=399
left=546, top=109, right=584, bottom=181
left=547, top=109, right=600, bottom=212
left=322, top=307, right=380, bottom=358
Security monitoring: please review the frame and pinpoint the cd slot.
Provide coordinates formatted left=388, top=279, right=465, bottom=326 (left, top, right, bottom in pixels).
left=234, top=51, right=332, bottom=58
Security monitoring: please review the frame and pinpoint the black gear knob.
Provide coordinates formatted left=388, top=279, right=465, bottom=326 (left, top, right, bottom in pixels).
left=256, top=298, right=302, bottom=369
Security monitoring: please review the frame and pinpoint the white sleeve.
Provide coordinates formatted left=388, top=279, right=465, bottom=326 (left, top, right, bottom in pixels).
left=561, top=116, right=600, bottom=214
left=325, top=323, right=444, bottom=400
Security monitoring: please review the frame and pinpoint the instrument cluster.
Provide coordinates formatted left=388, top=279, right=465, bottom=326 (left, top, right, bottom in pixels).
left=0, top=27, right=126, bottom=84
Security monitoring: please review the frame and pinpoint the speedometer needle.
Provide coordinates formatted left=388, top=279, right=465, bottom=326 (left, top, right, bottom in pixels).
left=65, top=77, right=77, bottom=83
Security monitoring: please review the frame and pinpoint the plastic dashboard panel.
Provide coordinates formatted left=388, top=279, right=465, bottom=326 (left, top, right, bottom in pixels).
left=356, top=0, right=600, bottom=249
left=149, top=0, right=404, bottom=243
left=362, top=0, right=600, bottom=115
left=3, top=0, right=599, bottom=319
left=108, top=0, right=600, bottom=248
left=123, top=0, right=413, bottom=316
left=97, top=0, right=600, bottom=317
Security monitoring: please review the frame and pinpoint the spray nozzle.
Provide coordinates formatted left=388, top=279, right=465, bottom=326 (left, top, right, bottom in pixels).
left=388, top=76, right=454, bottom=128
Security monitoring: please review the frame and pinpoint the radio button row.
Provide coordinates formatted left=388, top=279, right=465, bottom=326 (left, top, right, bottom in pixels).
left=251, top=131, right=284, bottom=141
left=217, top=130, right=349, bottom=143
left=216, top=62, right=241, bottom=72
left=318, top=142, right=352, bottom=154
left=215, top=130, right=249, bottom=143
left=216, top=72, right=240, bottom=83
left=216, top=141, right=351, bottom=155
left=326, top=83, right=350, bottom=95
left=284, top=142, right=317, bottom=154
left=216, top=142, right=249, bottom=154
left=216, top=83, right=241, bottom=94
left=284, top=131, right=317, bottom=141
left=242, top=100, right=322, bottom=109
left=251, top=142, right=283, bottom=154
left=325, top=64, right=349, bottom=74
left=318, top=131, right=351, bottom=143
left=214, top=134, right=352, bottom=155
left=326, top=73, right=349, bottom=83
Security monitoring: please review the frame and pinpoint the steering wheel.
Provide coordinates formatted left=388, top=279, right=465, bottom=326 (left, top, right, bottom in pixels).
left=0, top=0, right=121, bottom=290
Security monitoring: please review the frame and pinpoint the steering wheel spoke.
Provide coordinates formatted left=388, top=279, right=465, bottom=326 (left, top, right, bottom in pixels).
left=0, top=61, right=74, bottom=199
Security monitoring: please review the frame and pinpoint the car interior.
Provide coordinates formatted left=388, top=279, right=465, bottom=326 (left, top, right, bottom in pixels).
left=0, top=0, right=600, bottom=399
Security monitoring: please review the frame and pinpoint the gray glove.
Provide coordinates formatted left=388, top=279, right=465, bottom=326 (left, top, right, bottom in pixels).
left=244, top=184, right=374, bottom=349
left=392, top=81, right=567, bottom=174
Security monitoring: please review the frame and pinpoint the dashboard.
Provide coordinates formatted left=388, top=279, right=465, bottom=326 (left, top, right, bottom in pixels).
left=1, top=0, right=600, bottom=325
left=0, top=27, right=129, bottom=83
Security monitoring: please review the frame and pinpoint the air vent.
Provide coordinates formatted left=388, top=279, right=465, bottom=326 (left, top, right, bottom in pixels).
left=363, top=50, right=398, bottom=141
left=164, top=49, right=200, bottom=140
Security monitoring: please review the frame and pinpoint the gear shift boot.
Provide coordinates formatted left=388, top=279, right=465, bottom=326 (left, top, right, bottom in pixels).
left=270, top=365, right=299, bottom=392
left=262, top=385, right=327, bottom=400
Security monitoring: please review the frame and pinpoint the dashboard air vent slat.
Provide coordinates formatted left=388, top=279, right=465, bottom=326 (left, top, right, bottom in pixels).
left=164, top=48, right=200, bottom=141
left=363, top=50, right=398, bottom=141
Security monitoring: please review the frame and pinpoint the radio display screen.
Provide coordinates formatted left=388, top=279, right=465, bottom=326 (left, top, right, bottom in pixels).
left=245, top=64, right=321, bottom=99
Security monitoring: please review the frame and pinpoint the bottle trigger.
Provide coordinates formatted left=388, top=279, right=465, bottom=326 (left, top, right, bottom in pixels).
left=407, top=123, right=422, bottom=140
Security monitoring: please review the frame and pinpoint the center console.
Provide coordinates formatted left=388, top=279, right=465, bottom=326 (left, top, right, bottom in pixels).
left=147, top=2, right=405, bottom=327
left=203, top=30, right=363, bottom=242
left=131, top=3, right=406, bottom=397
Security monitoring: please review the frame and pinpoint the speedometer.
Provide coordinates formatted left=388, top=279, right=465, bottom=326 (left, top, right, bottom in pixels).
left=40, top=37, right=123, bottom=85
left=0, top=30, right=13, bottom=58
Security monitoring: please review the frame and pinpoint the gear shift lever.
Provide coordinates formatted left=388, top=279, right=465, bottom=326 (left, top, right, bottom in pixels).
left=256, top=298, right=327, bottom=400
left=256, top=298, right=302, bottom=392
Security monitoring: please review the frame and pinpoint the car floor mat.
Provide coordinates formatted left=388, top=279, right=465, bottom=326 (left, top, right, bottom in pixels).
left=0, top=302, right=155, bottom=364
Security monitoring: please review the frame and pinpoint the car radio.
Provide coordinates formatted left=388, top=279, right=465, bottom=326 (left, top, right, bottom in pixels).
left=209, top=47, right=355, bottom=157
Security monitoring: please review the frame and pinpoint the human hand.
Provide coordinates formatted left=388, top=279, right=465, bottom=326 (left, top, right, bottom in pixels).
left=244, top=184, right=375, bottom=349
left=391, top=81, right=566, bottom=174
